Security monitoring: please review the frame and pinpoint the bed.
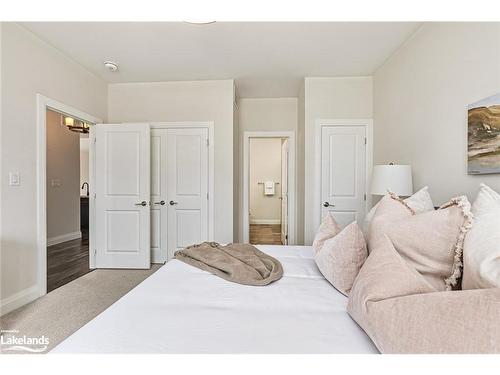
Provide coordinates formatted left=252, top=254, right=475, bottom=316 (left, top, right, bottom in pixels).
left=52, top=245, right=378, bottom=353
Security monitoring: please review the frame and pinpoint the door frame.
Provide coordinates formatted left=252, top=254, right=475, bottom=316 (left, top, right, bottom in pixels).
left=313, top=119, right=373, bottom=235
left=150, top=122, right=215, bottom=242
left=242, top=131, right=296, bottom=244
left=36, top=94, right=102, bottom=297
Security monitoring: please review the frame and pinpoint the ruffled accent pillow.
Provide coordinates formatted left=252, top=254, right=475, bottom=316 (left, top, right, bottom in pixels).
left=314, top=222, right=368, bottom=296
left=370, top=194, right=473, bottom=291
left=362, top=186, right=434, bottom=237
left=462, top=184, right=500, bottom=289
left=312, top=212, right=341, bottom=254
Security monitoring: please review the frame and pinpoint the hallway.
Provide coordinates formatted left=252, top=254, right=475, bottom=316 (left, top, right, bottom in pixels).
left=249, top=224, right=282, bottom=245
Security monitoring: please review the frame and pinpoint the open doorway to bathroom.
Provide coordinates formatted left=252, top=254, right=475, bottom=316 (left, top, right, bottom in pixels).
left=243, top=132, right=295, bottom=246
left=46, top=109, right=92, bottom=292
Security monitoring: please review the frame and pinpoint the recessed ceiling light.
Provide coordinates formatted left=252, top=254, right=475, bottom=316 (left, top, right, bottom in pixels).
left=183, top=20, right=216, bottom=25
left=104, top=61, right=119, bottom=72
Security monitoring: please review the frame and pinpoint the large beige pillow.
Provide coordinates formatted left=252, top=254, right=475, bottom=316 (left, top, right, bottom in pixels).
left=312, top=212, right=341, bottom=254
left=362, top=186, right=434, bottom=236
left=348, top=234, right=500, bottom=354
left=368, top=287, right=500, bottom=354
left=348, top=235, right=436, bottom=342
left=462, top=184, right=500, bottom=289
left=314, top=222, right=368, bottom=296
left=369, top=194, right=473, bottom=291
left=367, top=192, right=414, bottom=252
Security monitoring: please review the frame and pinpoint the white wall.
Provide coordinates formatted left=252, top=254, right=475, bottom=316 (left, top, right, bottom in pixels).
left=374, top=23, right=500, bottom=205
left=249, top=138, right=282, bottom=223
left=46, top=110, right=80, bottom=241
left=1, top=23, right=107, bottom=311
left=296, top=84, right=305, bottom=244
left=304, top=77, right=373, bottom=244
left=237, top=98, right=298, bottom=240
left=80, top=136, right=89, bottom=196
left=107, top=80, right=235, bottom=243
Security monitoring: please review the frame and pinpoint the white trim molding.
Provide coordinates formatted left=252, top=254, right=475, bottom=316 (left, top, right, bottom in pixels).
left=47, top=231, right=82, bottom=247
left=311, top=119, right=373, bottom=241
left=249, top=219, right=281, bottom=225
left=243, top=131, right=296, bottom=244
left=1, top=285, right=41, bottom=316
left=36, top=94, right=103, bottom=300
left=149, top=121, right=215, bottom=242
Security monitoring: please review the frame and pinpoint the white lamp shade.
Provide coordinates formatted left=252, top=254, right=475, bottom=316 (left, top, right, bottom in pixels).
left=370, top=164, right=413, bottom=196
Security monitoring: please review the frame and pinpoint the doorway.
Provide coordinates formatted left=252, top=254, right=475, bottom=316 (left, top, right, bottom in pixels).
left=243, top=131, right=295, bottom=245
left=45, top=109, right=94, bottom=292
left=37, top=94, right=102, bottom=297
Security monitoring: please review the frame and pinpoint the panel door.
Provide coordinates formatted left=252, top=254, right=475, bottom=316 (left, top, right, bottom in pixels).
left=166, top=128, right=209, bottom=260
left=150, top=129, right=168, bottom=263
left=95, top=123, right=151, bottom=268
left=321, top=126, right=366, bottom=229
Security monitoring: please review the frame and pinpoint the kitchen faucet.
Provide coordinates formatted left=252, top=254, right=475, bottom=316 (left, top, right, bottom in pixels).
left=82, top=182, right=89, bottom=196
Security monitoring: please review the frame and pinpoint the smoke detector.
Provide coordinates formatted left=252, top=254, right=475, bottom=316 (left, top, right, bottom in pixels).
left=104, top=61, right=119, bottom=72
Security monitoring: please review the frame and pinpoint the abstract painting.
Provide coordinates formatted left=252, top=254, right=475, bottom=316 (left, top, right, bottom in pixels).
left=468, top=93, right=500, bottom=174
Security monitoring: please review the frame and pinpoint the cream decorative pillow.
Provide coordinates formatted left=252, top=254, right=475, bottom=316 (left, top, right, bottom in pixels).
left=362, top=186, right=434, bottom=237
left=348, top=234, right=500, bottom=353
left=314, top=222, right=368, bottom=296
left=312, top=212, right=341, bottom=254
left=462, top=184, right=500, bottom=289
left=384, top=196, right=473, bottom=291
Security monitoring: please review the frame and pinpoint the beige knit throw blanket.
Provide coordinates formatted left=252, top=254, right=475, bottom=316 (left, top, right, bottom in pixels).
left=174, top=242, right=283, bottom=286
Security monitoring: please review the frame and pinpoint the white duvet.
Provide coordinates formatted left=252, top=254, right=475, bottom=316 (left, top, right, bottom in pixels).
left=52, top=245, right=377, bottom=353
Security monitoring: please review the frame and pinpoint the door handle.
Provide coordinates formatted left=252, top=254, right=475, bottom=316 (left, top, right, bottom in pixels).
left=323, top=202, right=335, bottom=207
left=169, top=200, right=178, bottom=206
left=154, top=200, right=166, bottom=206
left=135, top=201, right=148, bottom=206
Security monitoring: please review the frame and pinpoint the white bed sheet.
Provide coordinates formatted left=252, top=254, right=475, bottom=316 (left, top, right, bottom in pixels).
left=52, top=245, right=378, bottom=353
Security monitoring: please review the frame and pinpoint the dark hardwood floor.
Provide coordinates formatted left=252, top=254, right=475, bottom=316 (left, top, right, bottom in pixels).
left=249, top=224, right=283, bottom=245
left=47, top=230, right=91, bottom=292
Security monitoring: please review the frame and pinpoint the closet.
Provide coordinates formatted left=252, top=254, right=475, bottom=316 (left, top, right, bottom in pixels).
left=93, top=123, right=212, bottom=269
left=151, top=127, right=209, bottom=262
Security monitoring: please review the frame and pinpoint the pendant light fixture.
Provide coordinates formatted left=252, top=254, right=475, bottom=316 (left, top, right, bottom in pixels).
left=62, top=116, right=90, bottom=134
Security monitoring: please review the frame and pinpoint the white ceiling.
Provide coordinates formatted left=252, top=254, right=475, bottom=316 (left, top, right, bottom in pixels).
left=22, top=22, right=421, bottom=97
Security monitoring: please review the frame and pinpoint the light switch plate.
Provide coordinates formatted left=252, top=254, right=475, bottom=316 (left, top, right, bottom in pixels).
left=9, top=172, right=20, bottom=186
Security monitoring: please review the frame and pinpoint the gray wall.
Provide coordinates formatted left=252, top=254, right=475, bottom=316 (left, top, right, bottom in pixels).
left=46, top=110, right=80, bottom=241
left=107, top=80, right=235, bottom=243
left=374, top=23, right=500, bottom=205
left=237, top=98, right=298, bottom=242
left=1, top=23, right=107, bottom=306
left=303, top=77, right=373, bottom=244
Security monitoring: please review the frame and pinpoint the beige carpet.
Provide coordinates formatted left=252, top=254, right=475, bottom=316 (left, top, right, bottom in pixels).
left=0, top=265, right=162, bottom=353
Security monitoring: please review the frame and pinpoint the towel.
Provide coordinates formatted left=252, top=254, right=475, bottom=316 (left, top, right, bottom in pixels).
left=174, top=242, right=283, bottom=286
left=264, top=181, right=275, bottom=196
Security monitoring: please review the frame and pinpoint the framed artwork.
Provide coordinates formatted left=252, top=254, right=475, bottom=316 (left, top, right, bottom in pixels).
left=468, top=93, right=500, bottom=175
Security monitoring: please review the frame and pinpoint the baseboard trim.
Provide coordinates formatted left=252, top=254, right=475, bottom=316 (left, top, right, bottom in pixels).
left=47, top=231, right=82, bottom=246
left=250, top=219, right=281, bottom=225
left=1, top=285, right=42, bottom=316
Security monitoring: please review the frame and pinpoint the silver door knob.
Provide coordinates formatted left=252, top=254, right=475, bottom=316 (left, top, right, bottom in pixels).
left=169, top=200, right=178, bottom=206
left=323, top=202, right=335, bottom=207
left=135, top=201, right=148, bottom=206
left=154, top=200, right=165, bottom=206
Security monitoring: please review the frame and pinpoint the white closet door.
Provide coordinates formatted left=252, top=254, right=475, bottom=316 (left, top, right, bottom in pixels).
left=94, top=123, right=151, bottom=269
left=321, top=126, right=366, bottom=229
left=150, top=129, right=168, bottom=263
left=166, top=128, right=209, bottom=260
